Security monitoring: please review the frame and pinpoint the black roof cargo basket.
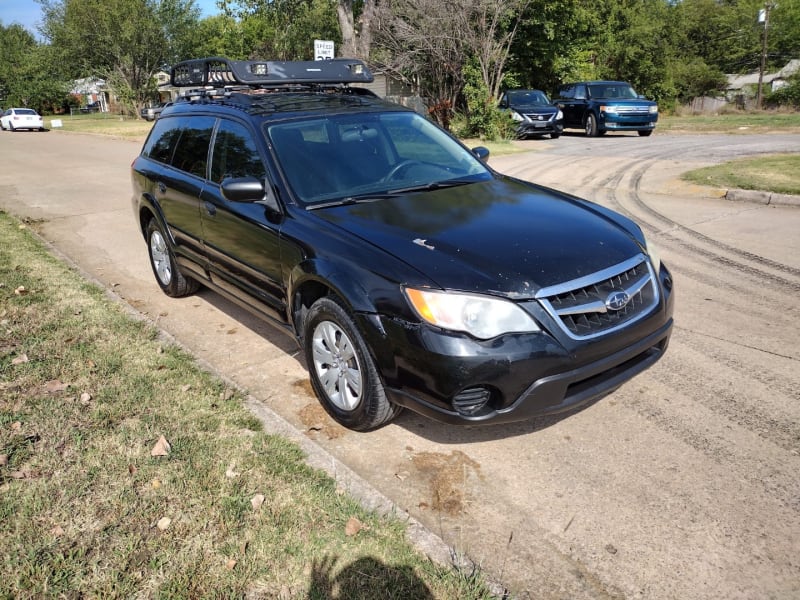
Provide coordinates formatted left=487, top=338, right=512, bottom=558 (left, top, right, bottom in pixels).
left=170, top=56, right=374, bottom=88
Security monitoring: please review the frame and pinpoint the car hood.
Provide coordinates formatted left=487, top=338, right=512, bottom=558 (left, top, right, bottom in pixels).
left=315, top=178, right=643, bottom=298
left=509, top=103, right=558, bottom=114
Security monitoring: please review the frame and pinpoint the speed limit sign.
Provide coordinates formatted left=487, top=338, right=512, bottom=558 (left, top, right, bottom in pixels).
left=314, top=40, right=335, bottom=61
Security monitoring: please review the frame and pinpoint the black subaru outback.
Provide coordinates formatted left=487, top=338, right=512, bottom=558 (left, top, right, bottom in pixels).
left=131, top=57, right=673, bottom=431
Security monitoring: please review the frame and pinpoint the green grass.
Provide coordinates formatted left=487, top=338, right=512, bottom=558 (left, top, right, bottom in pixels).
left=47, top=112, right=153, bottom=140
left=0, top=211, right=492, bottom=599
left=681, top=153, right=800, bottom=196
left=659, top=111, right=800, bottom=133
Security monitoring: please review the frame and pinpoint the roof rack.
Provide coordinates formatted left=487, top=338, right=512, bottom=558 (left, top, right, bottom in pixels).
left=170, top=56, right=374, bottom=88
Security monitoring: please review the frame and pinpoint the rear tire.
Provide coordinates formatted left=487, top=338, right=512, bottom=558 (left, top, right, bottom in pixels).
left=145, top=218, right=198, bottom=297
left=584, top=113, right=599, bottom=137
left=304, top=296, right=401, bottom=431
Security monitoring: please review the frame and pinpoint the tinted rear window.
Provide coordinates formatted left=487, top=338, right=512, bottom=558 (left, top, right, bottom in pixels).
left=141, top=115, right=216, bottom=179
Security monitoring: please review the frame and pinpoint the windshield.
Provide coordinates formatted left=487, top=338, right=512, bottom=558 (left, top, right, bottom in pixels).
left=587, top=84, right=639, bottom=99
left=268, top=112, right=492, bottom=206
left=507, top=90, right=550, bottom=105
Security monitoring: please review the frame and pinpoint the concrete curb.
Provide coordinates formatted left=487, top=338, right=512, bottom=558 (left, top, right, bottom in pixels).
left=724, top=188, right=800, bottom=207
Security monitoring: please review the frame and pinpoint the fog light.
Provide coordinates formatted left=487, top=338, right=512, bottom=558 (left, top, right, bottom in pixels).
left=452, top=387, right=491, bottom=416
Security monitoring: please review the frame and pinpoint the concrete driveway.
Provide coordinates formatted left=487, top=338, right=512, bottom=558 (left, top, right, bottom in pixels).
left=1, top=128, right=798, bottom=599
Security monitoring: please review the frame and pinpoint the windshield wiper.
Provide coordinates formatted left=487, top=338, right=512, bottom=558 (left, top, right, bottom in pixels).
left=387, top=178, right=477, bottom=195
left=307, top=193, right=395, bottom=210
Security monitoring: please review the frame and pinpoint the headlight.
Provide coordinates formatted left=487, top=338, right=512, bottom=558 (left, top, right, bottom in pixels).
left=404, top=288, right=540, bottom=339
left=643, top=234, right=661, bottom=274
left=600, top=105, right=618, bottom=114
left=649, top=105, right=659, bottom=114
left=510, top=110, right=525, bottom=122
left=556, top=109, right=564, bottom=120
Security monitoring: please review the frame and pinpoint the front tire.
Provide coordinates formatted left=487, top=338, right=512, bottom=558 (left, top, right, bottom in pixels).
left=145, top=218, right=198, bottom=297
left=638, top=130, right=653, bottom=137
left=304, top=296, right=400, bottom=431
left=585, top=113, right=599, bottom=137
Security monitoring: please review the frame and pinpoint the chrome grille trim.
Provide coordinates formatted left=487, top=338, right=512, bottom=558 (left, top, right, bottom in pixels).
left=536, top=254, right=659, bottom=340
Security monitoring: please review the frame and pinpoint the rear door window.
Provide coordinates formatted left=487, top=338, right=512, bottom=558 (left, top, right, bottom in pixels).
left=170, top=116, right=216, bottom=179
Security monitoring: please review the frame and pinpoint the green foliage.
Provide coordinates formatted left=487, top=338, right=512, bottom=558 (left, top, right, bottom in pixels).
left=461, top=60, right=515, bottom=141
left=220, top=0, right=340, bottom=60
left=767, top=75, right=800, bottom=108
left=670, top=58, right=728, bottom=103
left=0, top=24, right=71, bottom=113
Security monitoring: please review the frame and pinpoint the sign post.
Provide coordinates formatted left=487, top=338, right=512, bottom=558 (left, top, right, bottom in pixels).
left=314, top=40, right=335, bottom=61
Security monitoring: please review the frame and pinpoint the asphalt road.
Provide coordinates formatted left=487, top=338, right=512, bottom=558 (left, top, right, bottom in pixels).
left=1, top=127, right=798, bottom=599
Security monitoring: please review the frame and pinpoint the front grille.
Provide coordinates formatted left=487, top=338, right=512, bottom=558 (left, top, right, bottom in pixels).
left=524, top=112, right=552, bottom=121
left=537, top=254, right=659, bottom=340
left=614, top=105, right=651, bottom=116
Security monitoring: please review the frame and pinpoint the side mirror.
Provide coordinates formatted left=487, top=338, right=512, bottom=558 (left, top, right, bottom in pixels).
left=471, top=146, right=490, bottom=162
left=221, top=176, right=265, bottom=203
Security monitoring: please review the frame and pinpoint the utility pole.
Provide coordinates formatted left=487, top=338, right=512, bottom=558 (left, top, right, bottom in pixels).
left=756, top=2, right=776, bottom=109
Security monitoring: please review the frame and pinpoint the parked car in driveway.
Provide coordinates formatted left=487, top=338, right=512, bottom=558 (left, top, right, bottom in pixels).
left=79, top=101, right=102, bottom=113
left=0, top=108, right=45, bottom=131
left=140, top=102, right=168, bottom=121
left=131, top=57, right=674, bottom=431
left=499, top=89, right=563, bottom=139
left=554, top=81, right=658, bottom=137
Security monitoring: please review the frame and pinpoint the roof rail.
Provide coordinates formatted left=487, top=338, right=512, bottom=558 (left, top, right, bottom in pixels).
left=170, top=56, right=374, bottom=88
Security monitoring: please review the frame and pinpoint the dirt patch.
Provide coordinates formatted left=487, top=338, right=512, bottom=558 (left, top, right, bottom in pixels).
left=297, top=401, right=347, bottom=440
left=411, top=450, right=482, bottom=516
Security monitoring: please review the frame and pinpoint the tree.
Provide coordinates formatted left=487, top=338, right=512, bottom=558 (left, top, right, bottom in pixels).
left=38, top=0, right=201, bottom=114
left=0, top=23, right=69, bottom=112
left=219, top=0, right=340, bottom=60
left=336, top=0, right=376, bottom=60
left=373, top=0, right=530, bottom=128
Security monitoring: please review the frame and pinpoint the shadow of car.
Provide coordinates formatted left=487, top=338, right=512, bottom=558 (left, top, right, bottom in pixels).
left=499, top=89, right=563, bottom=139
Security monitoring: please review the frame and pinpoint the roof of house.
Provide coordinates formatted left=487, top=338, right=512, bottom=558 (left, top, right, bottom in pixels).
left=727, top=59, right=800, bottom=89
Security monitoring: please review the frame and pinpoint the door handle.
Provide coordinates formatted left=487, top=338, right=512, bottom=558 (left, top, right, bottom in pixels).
left=157, top=182, right=167, bottom=193
left=204, top=201, right=217, bottom=216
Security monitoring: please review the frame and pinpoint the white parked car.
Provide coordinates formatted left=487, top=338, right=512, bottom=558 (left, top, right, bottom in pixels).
left=0, top=108, right=45, bottom=131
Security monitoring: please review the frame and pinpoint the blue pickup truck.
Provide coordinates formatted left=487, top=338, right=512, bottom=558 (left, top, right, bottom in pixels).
left=554, top=81, right=658, bottom=137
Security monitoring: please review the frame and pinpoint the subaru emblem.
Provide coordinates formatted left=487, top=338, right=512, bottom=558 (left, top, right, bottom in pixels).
left=606, top=290, right=631, bottom=311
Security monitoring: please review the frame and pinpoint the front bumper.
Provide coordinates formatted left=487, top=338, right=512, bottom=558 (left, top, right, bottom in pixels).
left=359, top=265, right=674, bottom=425
left=601, top=114, right=658, bottom=132
left=517, top=121, right=563, bottom=137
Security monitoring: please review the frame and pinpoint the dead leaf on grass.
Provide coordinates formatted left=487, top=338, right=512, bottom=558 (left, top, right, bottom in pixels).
left=79, top=392, right=92, bottom=405
left=11, top=354, right=28, bottom=365
left=345, top=517, right=364, bottom=536
left=51, top=525, right=64, bottom=537
left=251, top=494, right=265, bottom=510
left=11, top=421, right=21, bottom=431
left=150, top=435, right=171, bottom=457
left=14, top=286, right=28, bottom=295
left=180, top=384, right=192, bottom=393
left=225, top=559, right=237, bottom=570
left=225, top=463, right=239, bottom=478
left=156, top=517, right=171, bottom=531
left=0, top=454, right=7, bottom=466
left=44, top=380, right=69, bottom=394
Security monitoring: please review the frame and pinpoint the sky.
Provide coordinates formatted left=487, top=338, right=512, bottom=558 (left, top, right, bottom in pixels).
left=0, top=0, right=221, bottom=36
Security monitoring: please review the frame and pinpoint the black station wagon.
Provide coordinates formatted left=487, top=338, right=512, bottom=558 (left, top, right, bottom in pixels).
left=131, top=57, right=674, bottom=431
